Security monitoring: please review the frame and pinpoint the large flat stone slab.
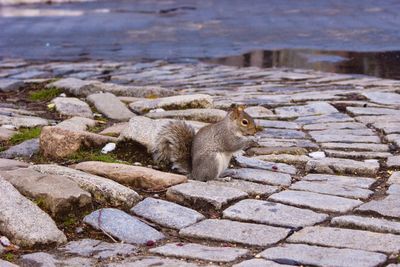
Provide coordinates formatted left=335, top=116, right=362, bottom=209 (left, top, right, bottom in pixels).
left=0, top=176, right=66, bottom=247
left=107, top=256, right=200, bottom=267
left=362, top=91, right=400, bottom=105
left=233, top=259, right=292, bottom=267
left=310, top=133, right=381, bottom=143
left=47, top=77, right=99, bottom=96
left=320, top=142, right=389, bottom=152
left=0, top=260, right=19, bottom=267
left=84, top=208, right=164, bottom=245
left=332, top=215, right=400, bottom=234
left=31, top=164, right=141, bottom=208
left=52, top=97, right=93, bottom=118
left=324, top=150, right=392, bottom=160
left=131, top=197, right=204, bottom=230
left=0, top=114, right=48, bottom=128
left=287, top=226, right=400, bottom=254
left=268, top=190, right=362, bottom=213
left=305, top=158, right=379, bottom=177
left=356, top=195, right=400, bottom=218
left=290, top=180, right=373, bottom=199
left=57, top=116, right=96, bottom=132
left=255, top=119, right=300, bottom=129
left=254, top=154, right=310, bottom=164
left=0, top=168, right=91, bottom=217
left=257, top=128, right=306, bottom=139
left=260, top=243, right=387, bottom=267
left=387, top=155, right=400, bottom=168
left=166, top=181, right=247, bottom=210
left=0, top=79, right=23, bottom=92
left=75, top=161, right=186, bottom=190
left=208, top=179, right=278, bottom=196
left=223, top=168, right=291, bottom=186
left=275, top=102, right=338, bottom=117
left=295, top=113, right=353, bottom=125
left=347, top=106, right=400, bottom=116
left=87, top=92, right=135, bottom=121
left=0, top=158, right=29, bottom=171
left=150, top=243, right=248, bottom=263
left=389, top=172, right=400, bottom=184
left=302, top=174, right=375, bottom=189
left=234, top=155, right=297, bottom=175
left=0, top=138, right=40, bottom=159
left=20, top=252, right=93, bottom=267
left=223, top=199, right=327, bottom=228
left=303, top=122, right=366, bottom=130
left=180, top=219, right=290, bottom=247
left=310, top=128, right=375, bottom=136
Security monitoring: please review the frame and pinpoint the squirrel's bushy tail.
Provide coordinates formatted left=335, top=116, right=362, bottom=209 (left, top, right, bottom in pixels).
left=152, top=121, right=195, bottom=174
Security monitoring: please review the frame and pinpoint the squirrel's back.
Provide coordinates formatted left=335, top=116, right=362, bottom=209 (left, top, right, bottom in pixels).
left=152, top=121, right=195, bottom=174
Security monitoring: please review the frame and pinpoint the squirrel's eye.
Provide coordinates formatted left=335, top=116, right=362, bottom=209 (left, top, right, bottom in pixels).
left=241, top=119, right=248, bottom=126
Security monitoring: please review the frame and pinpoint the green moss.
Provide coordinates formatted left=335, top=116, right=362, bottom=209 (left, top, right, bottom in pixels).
left=33, top=196, right=46, bottom=208
left=9, top=127, right=42, bottom=145
left=63, top=215, right=77, bottom=227
left=67, top=150, right=127, bottom=164
left=28, top=87, right=62, bottom=102
left=2, top=253, right=14, bottom=262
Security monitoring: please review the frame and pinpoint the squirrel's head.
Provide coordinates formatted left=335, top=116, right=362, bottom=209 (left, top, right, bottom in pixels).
left=228, top=105, right=257, bottom=136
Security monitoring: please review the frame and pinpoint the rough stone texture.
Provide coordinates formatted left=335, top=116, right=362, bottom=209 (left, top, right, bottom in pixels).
left=223, top=168, right=292, bottom=186
left=258, top=128, right=306, bottom=139
left=100, top=122, right=128, bottom=136
left=31, top=164, right=141, bottom=208
left=347, top=106, right=400, bottom=116
left=269, top=190, right=363, bottom=213
left=290, top=180, right=373, bottom=199
left=0, top=127, right=15, bottom=141
left=107, top=256, right=199, bottom=267
left=357, top=195, right=400, bottom=218
left=130, top=94, right=213, bottom=113
left=305, top=158, right=379, bottom=177
left=275, top=102, right=338, bottom=117
left=310, top=133, right=381, bottom=143
left=388, top=184, right=400, bottom=195
left=39, top=126, right=117, bottom=159
left=0, top=260, right=19, bottom=267
left=295, top=113, right=353, bottom=125
left=387, top=155, right=400, bottom=168
left=362, top=91, right=400, bottom=105
left=303, top=174, right=375, bottom=189
left=389, top=172, right=400, bottom=184
left=166, top=181, right=247, bottom=209
left=0, top=158, right=29, bottom=171
left=324, top=150, right=392, bottom=159
left=254, top=154, right=310, bottom=164
left=244, top=106, right=273, bottom=118
left=0, top=79, right=23, bottom=92
left=56, top=116, right=96, bottom=132
left=131, top=197, right=204, bottom=229
left=223, top=199, right=327, bottom=228
left=0, top=177, right=67, bottom=247
left=387, top=134, right=400, bottom=147
left=60, top=239, right=137, bottom=259
left=332, top=215, right=400, bottom=234
left=0, top=114, right=48, bottom=128
left=47, top=77, right=98, bottom=96
left=303, top=122, right=366, bottom=130
left=208, top=179, right=278, bottom=196
left=0, top=168, right=91, bottom=217
left=310, top=128, right=376, bottom=136
left=20, top=252, right=93, bottom=267
left=180, top=219, right=290, bottom=246
left=256, top=119, right=300, bottom=129
left=235, top=155, right=297, bottom=175
left=150, top=243, right=248, bottom=263
left=146, top=108, right=226, bottom=123
left=258, top=138, right=319, bottom=149
left=247, top=146, right=307, bottom=156
left=320, top=142, right=389, bottom=152
left=84, top=208, right=165, bottom=245
left=260, top=243, right=387, bottom=267
left=233, top=259, right=292, bottom=267
left=87, top=92, right=135, bottom=121
left=0, top=138, right=39, bottom=159
left=287, top=226, right=400, bottom=254
left=356, top=115, right=400, bottom=124
left=75, top=161, right=187, bottom=190
left=52, top=97, right=93, bottom=118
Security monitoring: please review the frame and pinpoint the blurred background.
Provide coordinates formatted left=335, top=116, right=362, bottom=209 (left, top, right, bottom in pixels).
left=1, top=0, right=400, bottom=79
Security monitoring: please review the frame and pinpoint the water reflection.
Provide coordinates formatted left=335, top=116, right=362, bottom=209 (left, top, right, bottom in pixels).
left=208, top=49, right=400, bottom=80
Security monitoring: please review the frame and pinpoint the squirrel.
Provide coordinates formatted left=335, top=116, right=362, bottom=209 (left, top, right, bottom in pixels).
left=152, top=105, right=257, bottom=181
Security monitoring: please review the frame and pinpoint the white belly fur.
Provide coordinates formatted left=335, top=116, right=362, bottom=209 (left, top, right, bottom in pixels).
left=216, top=152, right=232, bottom=177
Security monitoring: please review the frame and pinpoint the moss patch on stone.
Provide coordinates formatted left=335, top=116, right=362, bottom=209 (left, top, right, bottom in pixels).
left=67, top=149, right=126, bottom=164
left=9, top=127, right=42, bottom=145
left=28, top=87, right=62, bottom=102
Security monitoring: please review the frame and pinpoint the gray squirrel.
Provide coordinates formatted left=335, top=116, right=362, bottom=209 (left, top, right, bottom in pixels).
left=152, top=106, right=257, bottom=181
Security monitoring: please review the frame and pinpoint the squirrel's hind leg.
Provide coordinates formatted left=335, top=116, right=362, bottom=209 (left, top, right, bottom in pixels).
left=191, top=153, right=220, bottom=182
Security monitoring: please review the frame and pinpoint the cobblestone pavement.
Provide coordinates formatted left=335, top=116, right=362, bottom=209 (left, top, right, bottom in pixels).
left=0, top=58, right=400, bottom=266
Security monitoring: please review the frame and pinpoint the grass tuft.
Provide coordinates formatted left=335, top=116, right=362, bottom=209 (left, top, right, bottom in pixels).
left=2, top=253, right=14, bottom=262
left=10, top=127, right=42, bottom=145
left=28, top=87, right=62, bottom=102
left=68, top=150, right=127, bottom=164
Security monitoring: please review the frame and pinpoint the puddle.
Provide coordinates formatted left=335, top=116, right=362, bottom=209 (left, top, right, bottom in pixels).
left=207, top=49, right=400, bottom=80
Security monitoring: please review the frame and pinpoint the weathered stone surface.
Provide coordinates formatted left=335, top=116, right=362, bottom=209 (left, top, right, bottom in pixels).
left=303, top=122, right=366, bottom=130
left=387, top=134, right=400, bottom=147
left=258, top=138, right=319, bottom=149
left=146, top=109, right=226, bottom=123
left=324, top=150, right=392, bottom=159
left=87, top=92, right=135, bottom=121
left=303, top=173, right=375, bottom=189
left=11, top=70, right=50, bottom=80
left=100, top=122, right=128, bottom=136
left=20, top=252, right=93, bottom=267
left=356, top=115, right=400, bottom=124
left=0, top=114, right=48, bottom=128
left=60, top=239, right=137, bottom=259
left=0, top=138, right=39, bottom=159
left=295, top=113, right=353, bottom=125
left=287, top=226, right=400, bottom=253
left=0, top=158, right=29, bottom=171
left=208, top=179, right=278, bottom=196
left=47, top=77, right=98, bottom=96
left=131, top=197, right=204, bottom=229
left=362, top=91, right=400, bottom=105
left=31, top=164, right=141, bottom=207
left=332, top=215, right=400, bottom=234
left=260, top=243, right=387, bottom=267
left=180, top=219, right=290, bottom=246
left=52, top=97, right=93, bottom=118
left=258, top=128, right=306, bottom=139
left=373, top=122, right=400, bottom=134
left=275, top=102, right=338, bottom=117
left=310, top=128, right=375, bottom=136
left=166, top=181, right=247, bottom=210
left=107, top=256, right=199, bottom=267
left=56, top=116, right=96, bottom=132
left=0, top=168, right=91, bottom=216
left=247, top=146, right=307, bottom=156
left=256, top=119, right=300, bottom=129
left=244, top=106, right=273, bottom=118
left=233, top=259, right=292, bottom=267
left=0, top=127, right=15, bottom=141
left=0, top=79, right=23, bottom=92
left=75, top=161, right=186, bottom=190
left=235, top=155, right=297, bottom=175
left=223, top=168, right=291, bottom=186
left=269, top=190, right=362, bottom=213
left=223, top=199, right=327, bottom=228
left=0, top=260, right=18, bottom=267
left=290, top=180, right=373, bottom=199
left=389, top=172, right=400, bottom=184
left=255, top=154, right=310, bottom=164
left=39, top=126, right=116, bottom=159
left=84, top=208, right=164, bottom=244
left=357, top=195, right=400, bottom=218
left=388, top=184, right=400, bottom=195
left=130, top=94, right=213, bottom=113
left=0, top=177, right=66, bottom=247
left=305, top=158, right=379, bottom=176
left=150, top=243, right=248, bottom=263
left=320, top=142, right=389, bottom=152
left=310, top=133, right=381, bottom=143
left=347, top=106, right=400, bottom=116
left=387, top=155, right=400, bottom=168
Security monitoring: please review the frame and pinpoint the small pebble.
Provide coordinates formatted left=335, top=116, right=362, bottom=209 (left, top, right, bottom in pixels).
left=146, top=240, right=155, bottom=247
left=0, top=236, right=11, bottom=247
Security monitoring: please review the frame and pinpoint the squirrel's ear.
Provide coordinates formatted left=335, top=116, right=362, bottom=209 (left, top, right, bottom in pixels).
left=228, top=104, right=245, bottom=119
